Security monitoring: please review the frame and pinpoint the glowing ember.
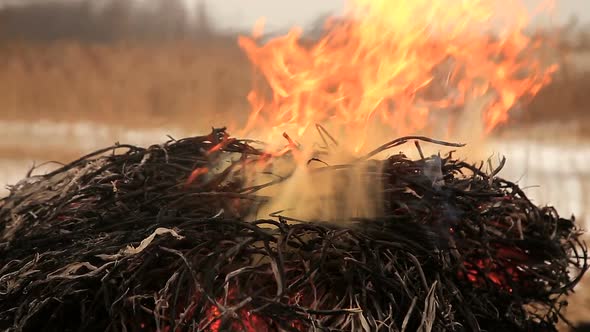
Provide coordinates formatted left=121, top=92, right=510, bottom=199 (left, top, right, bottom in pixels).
left=238, top=0, right=557, bottom=150
left=150, top=289, right=308, bottom=332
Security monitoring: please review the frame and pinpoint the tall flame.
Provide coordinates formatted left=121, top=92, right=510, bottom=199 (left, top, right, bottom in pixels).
left=238, top=0, right=557, bottom=151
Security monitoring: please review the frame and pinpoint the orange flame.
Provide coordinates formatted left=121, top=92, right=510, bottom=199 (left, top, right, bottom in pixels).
left=238, top=0, right=557, bottom=151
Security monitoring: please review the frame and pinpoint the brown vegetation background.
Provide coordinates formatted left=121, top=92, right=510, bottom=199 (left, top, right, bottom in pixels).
left=0, top=0, right=254, bottom=130
left=0, top=0, right=587, bottom=133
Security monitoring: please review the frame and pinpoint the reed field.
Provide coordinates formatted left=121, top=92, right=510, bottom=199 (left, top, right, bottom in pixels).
left=0, top=40, right=253, bottom=130
left=0, top=38, right=587, bottom=132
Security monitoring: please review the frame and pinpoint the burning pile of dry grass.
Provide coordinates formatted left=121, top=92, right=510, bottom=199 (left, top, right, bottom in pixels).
left=0, top=128, right=586, bottom=332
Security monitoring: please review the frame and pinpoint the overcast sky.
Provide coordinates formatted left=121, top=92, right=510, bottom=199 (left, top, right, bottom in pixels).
left=189, top=0, right=588, bottom=31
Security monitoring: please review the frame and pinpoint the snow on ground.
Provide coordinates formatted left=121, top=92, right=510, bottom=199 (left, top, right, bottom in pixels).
left=491, top=140, right=590, bottom=228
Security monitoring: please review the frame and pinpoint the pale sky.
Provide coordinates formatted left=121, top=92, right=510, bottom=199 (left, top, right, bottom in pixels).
left=187, top=0, right=346, bottom=31
left=187, top=0, right=588, bottom=31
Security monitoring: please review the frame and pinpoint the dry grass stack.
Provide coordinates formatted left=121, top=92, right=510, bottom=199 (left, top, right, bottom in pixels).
left=0, top=129, right=586, bottom=332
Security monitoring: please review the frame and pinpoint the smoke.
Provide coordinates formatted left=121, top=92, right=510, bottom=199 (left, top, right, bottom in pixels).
left=250, top=144, right=384, bottom=223
left=234, top=90, right=498, bottom=224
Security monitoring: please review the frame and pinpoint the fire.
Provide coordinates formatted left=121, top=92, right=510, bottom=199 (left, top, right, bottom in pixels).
left=188, top=0, right=560, bottom=226
left=238, top=0, right=557, bottom=151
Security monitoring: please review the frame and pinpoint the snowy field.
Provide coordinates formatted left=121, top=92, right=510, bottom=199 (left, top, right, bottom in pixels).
left=1, top=120, right=588, bottom=229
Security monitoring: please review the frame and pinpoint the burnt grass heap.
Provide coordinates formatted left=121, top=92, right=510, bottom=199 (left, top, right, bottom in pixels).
left=0, top=128, right=587, bottom=332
